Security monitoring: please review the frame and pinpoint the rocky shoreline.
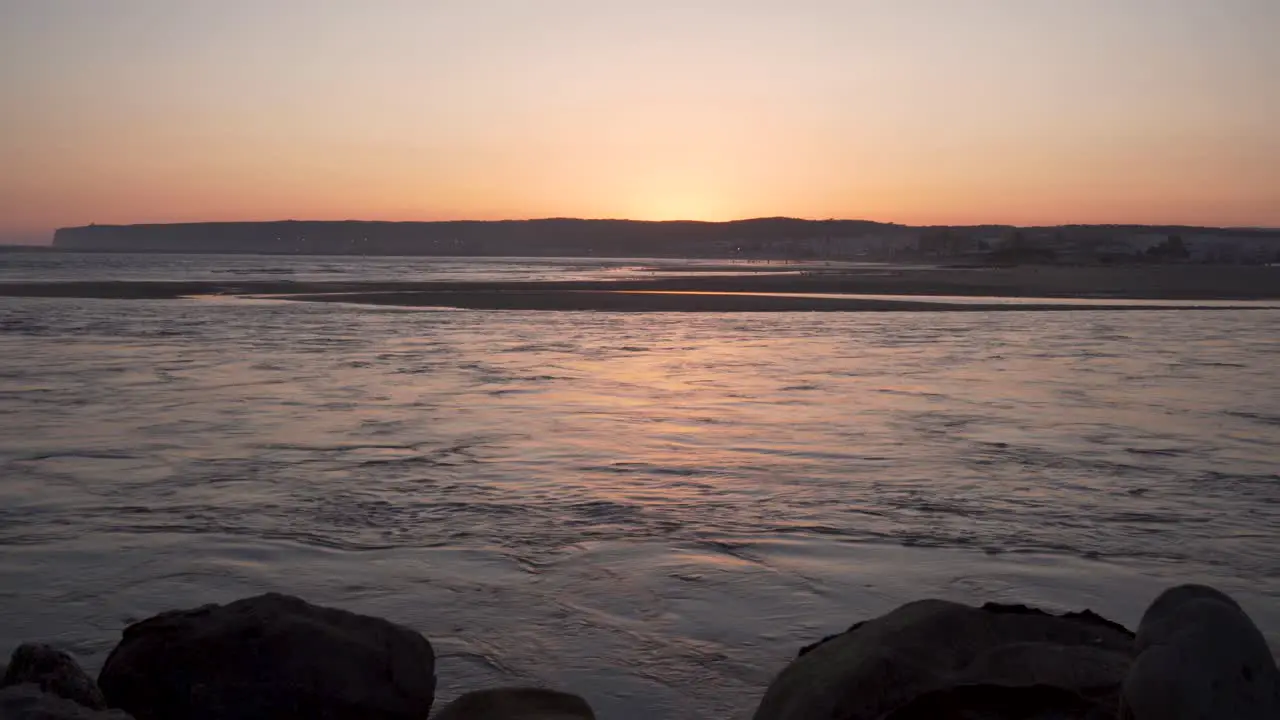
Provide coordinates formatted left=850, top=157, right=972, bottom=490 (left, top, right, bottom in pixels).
left=1, top=584, right=1275, bottom=719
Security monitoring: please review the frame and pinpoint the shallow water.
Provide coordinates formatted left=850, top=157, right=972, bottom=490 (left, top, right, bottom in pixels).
left=0, top=256, right=1278, bottom=719
left=0, top=251, right=635, bottom=282
left=0, top=251, right=827, bottom=283
left=624, top=290, right=1280, bottom=308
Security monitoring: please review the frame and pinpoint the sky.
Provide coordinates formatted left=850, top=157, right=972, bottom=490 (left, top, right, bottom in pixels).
left=1, top=1, right=1277, bottom=243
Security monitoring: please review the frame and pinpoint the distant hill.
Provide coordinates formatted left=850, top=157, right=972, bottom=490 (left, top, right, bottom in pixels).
left=51, top=217, right=1280, bottom=259
left=53, top=218, right=902, bottom=257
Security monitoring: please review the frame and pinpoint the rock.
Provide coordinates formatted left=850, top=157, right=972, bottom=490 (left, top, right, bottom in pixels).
left=752, top=599, right=1134, bottom=720
left=879, top=684, right=1106, bottom=719
left=1121, top=584, right=1279, bottom=720
left=431, top=689, right=595, bottom=720
left=2, top=645, right=107, bottom=710
left=98, top=593, right=435, bottom=720
left=0, top=684, right=133, bottom=719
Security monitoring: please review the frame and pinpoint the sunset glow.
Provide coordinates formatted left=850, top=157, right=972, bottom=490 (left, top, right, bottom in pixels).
left=1, top=0, right=1277, bottom=244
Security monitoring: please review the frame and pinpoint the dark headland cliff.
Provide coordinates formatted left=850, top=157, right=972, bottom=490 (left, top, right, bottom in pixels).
left=53, top=218, right=903, bottom=257
left=51, top=218, right=1280, bottom=262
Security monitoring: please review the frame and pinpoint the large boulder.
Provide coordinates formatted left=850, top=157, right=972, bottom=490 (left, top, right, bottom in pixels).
left=97, top=593, right=435, bottom=720
left=2, top=645, right=107, bottom=710
left=0, top=684, right=132, bottom=719
left=752, top=599, right=1134, bottom=720
left=1121, top=584, right=1279, bottom=720
left=431, top=688, right=595, bottom=720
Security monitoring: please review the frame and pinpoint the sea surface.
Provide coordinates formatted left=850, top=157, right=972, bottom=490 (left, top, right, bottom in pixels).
left=1, top=252, right=1278, bottom=719
left=0, top=251, right=820, bottom=283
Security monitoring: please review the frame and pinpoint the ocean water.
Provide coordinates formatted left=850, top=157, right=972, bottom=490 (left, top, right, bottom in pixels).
left=0, top=251, right=810, bottom=283
left=0, top=254, right=1278, bottom=719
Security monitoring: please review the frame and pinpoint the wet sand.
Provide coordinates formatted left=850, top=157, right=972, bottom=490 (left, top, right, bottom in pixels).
left=1, top=264, right=1277, bottom=310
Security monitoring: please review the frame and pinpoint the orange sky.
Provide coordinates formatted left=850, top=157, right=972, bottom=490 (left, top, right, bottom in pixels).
left=2, top=1, right=1278, bottom=243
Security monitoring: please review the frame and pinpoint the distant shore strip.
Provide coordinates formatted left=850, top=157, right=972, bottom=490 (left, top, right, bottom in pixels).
left=3, top=279, right=1279, bottom=312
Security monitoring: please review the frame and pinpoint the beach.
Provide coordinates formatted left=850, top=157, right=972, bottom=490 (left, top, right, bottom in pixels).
left=1, top=263, right=1278, bottom=311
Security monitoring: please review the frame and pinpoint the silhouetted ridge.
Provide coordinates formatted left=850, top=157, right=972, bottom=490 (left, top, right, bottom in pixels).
left=52, top=218, right=1280, bottom=260
left=52, top=218, right=900, bottom=256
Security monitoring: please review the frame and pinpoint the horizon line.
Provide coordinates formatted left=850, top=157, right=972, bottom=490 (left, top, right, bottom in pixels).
left=54, top=217, right=1280, bottom=232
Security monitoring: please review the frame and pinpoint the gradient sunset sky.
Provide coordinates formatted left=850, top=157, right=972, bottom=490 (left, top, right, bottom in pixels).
left=2, top=1, right=1277, bottom=243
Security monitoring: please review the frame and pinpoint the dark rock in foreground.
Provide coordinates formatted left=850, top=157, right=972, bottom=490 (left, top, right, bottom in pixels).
left=2, top=645, right=107, bottom=711
left=432, top=688, right=596, bottom=720
left=1122, top=584, right=1279, bottom=719
left=0, top=684, right=133, bottom=719
left=753, top=598, right=1135, bottom=720
left=5, top=583, right=1276, bottom=720
left=97, top=593, right=435, bottom=720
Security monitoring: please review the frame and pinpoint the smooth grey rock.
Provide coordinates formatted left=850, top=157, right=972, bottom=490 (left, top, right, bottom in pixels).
left=2, top=645, right=106, bottom=710
left=431, top=689, right=595, bottom=720
left=0, top=684, right=132, bottom=719
left=752, top=599, right=1134, bottom=720
left=98, top=593, right=435, bottom=720
left=1121, top=584, right=1279, bottom=720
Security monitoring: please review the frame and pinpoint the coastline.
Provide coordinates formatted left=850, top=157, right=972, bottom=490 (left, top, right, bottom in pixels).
left=2, top=264, right=1279, bottom=310
left=271, top=290, right=1274, bottom=312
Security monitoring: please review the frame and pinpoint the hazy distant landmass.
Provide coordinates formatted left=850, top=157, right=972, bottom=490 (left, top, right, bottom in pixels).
left=53, top=218, right=895, bottom=256
left=52, top=218, right=1280, bottom=263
